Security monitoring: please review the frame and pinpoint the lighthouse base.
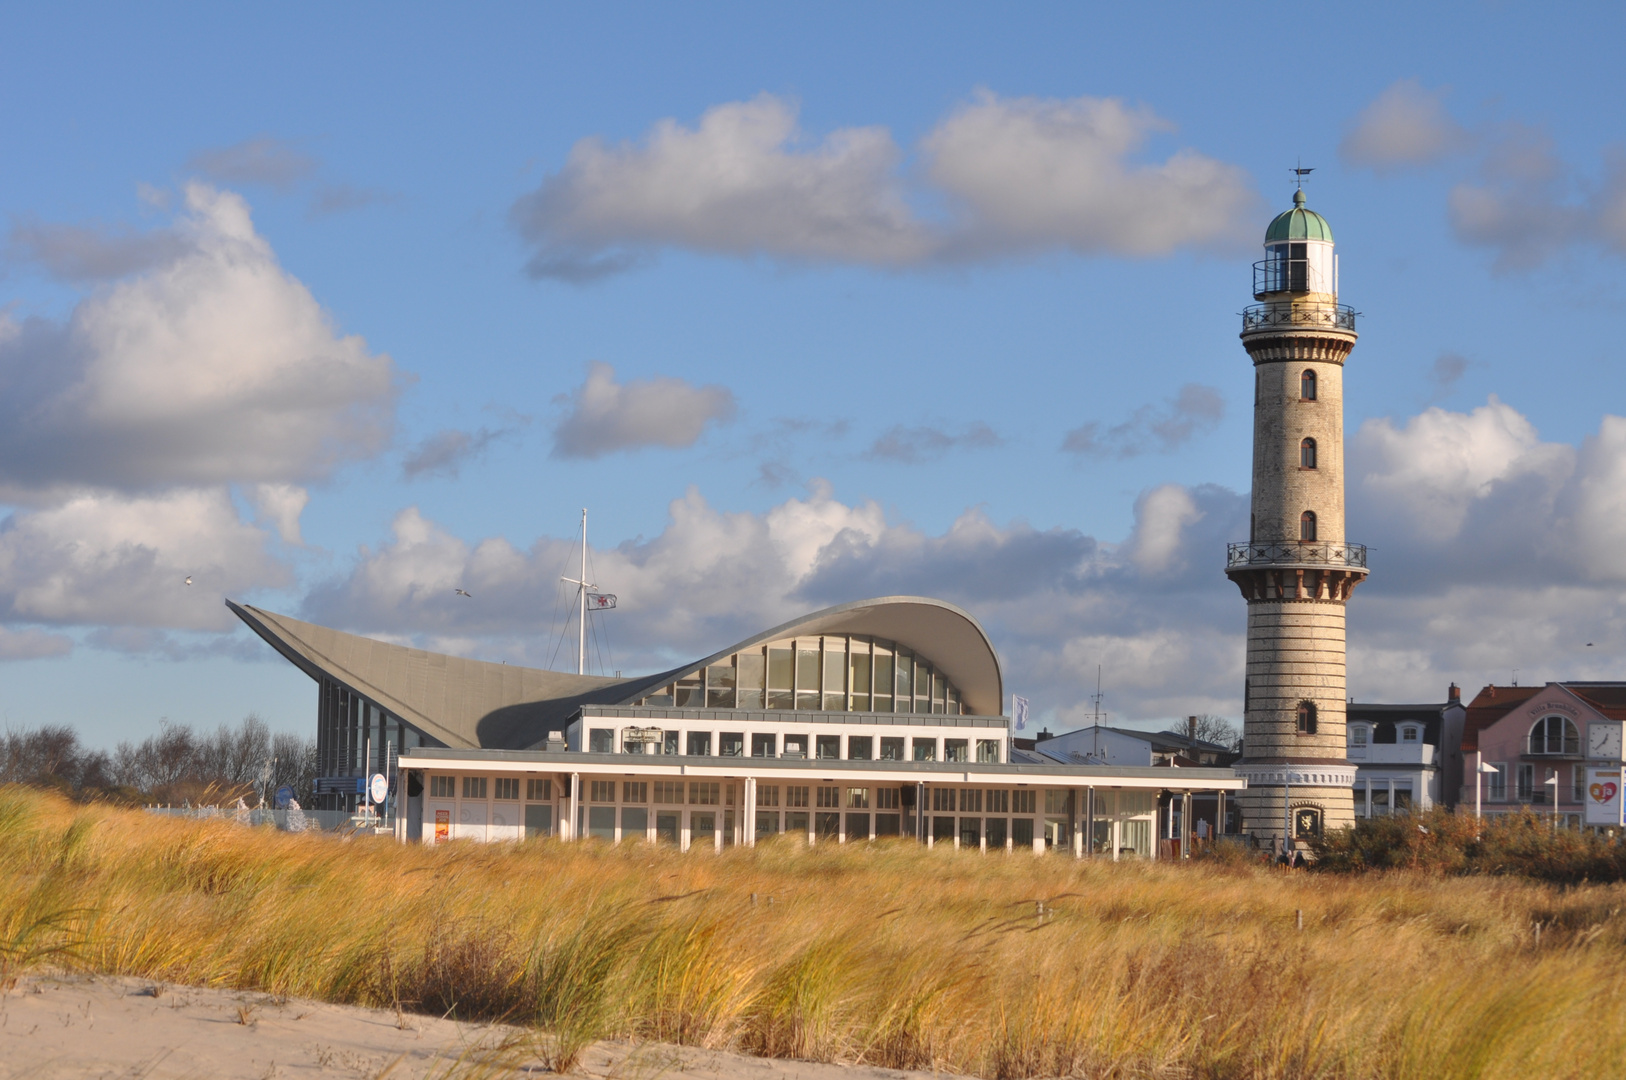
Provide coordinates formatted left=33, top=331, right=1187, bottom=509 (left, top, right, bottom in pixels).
left=1233, top=762, right=1357, bottom=849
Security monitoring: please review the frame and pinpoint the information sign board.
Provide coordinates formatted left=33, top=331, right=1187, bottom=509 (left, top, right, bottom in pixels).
left=1585, top=768, right=1622, bottom=826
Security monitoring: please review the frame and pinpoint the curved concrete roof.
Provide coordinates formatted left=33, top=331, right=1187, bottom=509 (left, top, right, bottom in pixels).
left=633, top=595, right=1004, bottom=718
left=229, top=595, right=1004, bottom=751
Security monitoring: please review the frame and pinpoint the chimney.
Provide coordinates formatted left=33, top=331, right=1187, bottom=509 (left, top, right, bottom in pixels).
left=1448, top=683, right=1460, bottom=704
left=1187, top=715, right=1198, bottom=742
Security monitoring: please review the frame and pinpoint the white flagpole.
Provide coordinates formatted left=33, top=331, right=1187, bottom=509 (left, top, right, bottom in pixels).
left=578, top=509, right=587, bottom=676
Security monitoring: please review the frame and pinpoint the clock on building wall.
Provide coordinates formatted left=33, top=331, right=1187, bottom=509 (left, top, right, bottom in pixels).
left=1586, top=720, right=1623, bottom=760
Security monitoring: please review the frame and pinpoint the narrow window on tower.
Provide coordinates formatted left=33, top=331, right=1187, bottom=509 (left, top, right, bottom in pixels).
left=1301, top=369, right=1317, bottom=401
left=1300, top=438, right=1317, bottom=469
left=1300, top=511, right=1317, bottom=541
left=1296, top=700, right=1318, bottom=735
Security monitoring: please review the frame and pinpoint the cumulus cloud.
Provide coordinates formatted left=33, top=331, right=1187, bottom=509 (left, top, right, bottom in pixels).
left=1340, top=79, right=1472, bottom=171
left=512, top=95, right=931, bottom=280
left=550, top=361, right=735, bottom=459
left=1062, top=383, right=1224, bottom=458
left=302, top=479, right=1249, bottom=727
left=0, top=184, right=400, bottom=498
left=299, top=395, right=1626, bottom=726
left=249, top=483, right=309, bottom=544
left=922, top=91, right=1258, bottom=257
left=7, top=219, right=192, bottom=282
left=187, top=136, right=317, bottom=191
left=511, top=91, right=1258, bottom=280
left=0, top=183, right=397, bottom=653
left=863, top=422, right=1002, bottom=464
left=0, top=488, right=291, bottom=632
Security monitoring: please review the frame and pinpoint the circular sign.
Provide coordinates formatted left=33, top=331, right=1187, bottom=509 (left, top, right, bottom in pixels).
left=369, top=773, right=389, bottom=803
left=274, top=785, right=294, bottom=809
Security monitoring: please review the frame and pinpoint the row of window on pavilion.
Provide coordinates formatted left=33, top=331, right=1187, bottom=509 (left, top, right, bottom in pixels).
left=588, top=728, right=1002, bottom=762
left=634, top=635, right=965, bottom=714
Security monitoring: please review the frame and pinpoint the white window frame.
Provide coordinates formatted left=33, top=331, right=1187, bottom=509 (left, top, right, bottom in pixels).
left=1486, top=762, right=1507, bottom=802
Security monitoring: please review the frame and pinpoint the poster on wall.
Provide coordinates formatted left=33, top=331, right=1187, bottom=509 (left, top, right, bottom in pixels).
left=434, top=808, right=451, bottom=842
left=1584, top=768, right=1622, bottom=826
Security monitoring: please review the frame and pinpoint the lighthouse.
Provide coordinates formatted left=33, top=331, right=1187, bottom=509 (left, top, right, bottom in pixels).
left=1226, top=187, right=1367, bottom=848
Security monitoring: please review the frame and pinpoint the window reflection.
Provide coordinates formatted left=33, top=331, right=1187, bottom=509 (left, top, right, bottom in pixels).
left=632, top=634, right=969, bottom=716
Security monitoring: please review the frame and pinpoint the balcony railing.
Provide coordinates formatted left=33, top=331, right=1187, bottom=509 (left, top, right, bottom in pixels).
left=1226, top=542, right=1368, bottom=570
left=1241, top=303, right=1357, bottom=333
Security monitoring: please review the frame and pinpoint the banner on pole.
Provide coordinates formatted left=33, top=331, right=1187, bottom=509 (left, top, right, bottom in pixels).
left=1584, top=768, right=1621, bottom=825
left=1012, top=695, right=1030, bottom=731
left=587, top=593, right=617, bottom=610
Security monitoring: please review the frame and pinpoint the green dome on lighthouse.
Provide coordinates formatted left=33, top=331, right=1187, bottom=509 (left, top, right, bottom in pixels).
left=1264, top=189, right=1334, bottom=243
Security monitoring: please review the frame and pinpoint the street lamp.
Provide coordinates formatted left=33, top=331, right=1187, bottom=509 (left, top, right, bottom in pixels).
left=1475, top=754, right=1500, bottom=821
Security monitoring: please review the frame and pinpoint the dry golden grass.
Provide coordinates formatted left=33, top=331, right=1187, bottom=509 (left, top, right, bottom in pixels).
left=4, top=785, right=1624, bottom=1079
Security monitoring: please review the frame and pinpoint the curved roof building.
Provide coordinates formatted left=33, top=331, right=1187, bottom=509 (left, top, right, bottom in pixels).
left=230, top=595, right=1243, bottom=857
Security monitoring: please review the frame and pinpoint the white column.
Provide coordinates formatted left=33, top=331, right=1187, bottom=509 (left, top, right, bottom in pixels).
left=1072, top=788, right=1084, bottom=858
left=745, top=777, right=757, bottom=847
left=569, top=772, right=580, bottom=841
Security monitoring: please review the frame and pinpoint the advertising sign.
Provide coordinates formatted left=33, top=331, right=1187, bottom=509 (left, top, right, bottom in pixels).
left=1584, top=768, right=1622, bottom=826
left=435, top=808, right=450, bottom=843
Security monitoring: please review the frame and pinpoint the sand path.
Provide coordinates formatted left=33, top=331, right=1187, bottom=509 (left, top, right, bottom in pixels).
left=0, top=973, right=944, bottom=1080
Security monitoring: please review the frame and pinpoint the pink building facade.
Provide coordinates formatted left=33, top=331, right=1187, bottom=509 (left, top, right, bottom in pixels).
left=1460, top=682, right=1626, bottom=826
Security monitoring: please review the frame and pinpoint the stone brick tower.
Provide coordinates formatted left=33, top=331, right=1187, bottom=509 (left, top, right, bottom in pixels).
left=1226, top=188, right=1367, bottom=848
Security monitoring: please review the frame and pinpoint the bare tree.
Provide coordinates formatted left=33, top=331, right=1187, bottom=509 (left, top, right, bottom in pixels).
left=7, top=715, right=316, bottom=805
left=1190, top=714, right=1242, bottom=752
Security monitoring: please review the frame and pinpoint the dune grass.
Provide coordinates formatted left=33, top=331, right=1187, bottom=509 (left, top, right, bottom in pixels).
left=3, top=786, right=1625, bottom=1079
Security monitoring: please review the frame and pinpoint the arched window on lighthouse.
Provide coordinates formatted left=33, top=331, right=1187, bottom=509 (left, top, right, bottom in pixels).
left=1300, top=511, right=1317, bottom=541
left=1301, top=369, right=1317, bottom=400
left=1300, top=438, right=1317, bottom=468
left=1296, top=700, right=1318, bottom=735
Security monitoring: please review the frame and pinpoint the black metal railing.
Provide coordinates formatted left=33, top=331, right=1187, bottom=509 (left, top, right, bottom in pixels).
left=1226, top=542, right=1368, bottom=569
left=1241, top=303, right=1357, bottom=333
left=1254, top=258, right=1319, bottom=296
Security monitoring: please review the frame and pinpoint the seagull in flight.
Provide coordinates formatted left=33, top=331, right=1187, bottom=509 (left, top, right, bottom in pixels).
left=455, top=588, right=472, bottom=597
left=184, top=576, right=192, bottom=586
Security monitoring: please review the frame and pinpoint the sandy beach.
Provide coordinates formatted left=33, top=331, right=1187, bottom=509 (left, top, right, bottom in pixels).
left=0, top=973, right=944, bottom=1080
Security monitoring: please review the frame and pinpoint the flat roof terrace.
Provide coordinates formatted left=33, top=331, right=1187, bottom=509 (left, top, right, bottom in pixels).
left=398, top=747, right=1247, bottom=791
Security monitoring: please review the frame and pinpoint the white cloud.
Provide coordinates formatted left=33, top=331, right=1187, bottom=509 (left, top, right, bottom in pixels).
left=249, top=483, right=309, bottom=545
left=922, top=92, right=1258, bottom=257
left=298, top=396, right=1626, bottom=727
left=551, top=361, right=736, bottom=459
left=0, top=488, right=291, bottom=632
left=1340, top=79, right=1472, bottom=171
left=0, top=184, right=400, bottom=497
left=512, top=95, right=931, bottom=280
left=511, top=91, right=1258, bottom=279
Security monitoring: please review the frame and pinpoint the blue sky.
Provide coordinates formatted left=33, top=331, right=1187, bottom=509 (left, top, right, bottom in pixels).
left=5, top=2, right=1626, bottom=747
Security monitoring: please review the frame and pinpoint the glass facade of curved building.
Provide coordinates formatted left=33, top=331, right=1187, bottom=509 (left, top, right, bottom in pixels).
left=633, top=634, right=965, bottom=715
